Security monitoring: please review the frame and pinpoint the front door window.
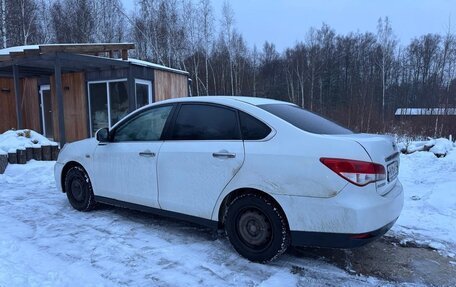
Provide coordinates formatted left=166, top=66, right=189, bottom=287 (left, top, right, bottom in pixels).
left=112, top=105, right=172, bottom=142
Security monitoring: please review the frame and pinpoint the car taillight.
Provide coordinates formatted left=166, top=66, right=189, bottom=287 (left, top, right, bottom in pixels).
left=320, top=158, right=386, bottom=186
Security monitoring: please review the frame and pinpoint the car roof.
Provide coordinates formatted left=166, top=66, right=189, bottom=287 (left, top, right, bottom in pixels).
left=158, top=96, right=294, bottom=106
left=114, top=96, right=296, bottom=130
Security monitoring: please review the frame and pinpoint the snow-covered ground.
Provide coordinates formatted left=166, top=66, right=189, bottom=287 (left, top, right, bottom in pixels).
left=0, top=140, right=455, bottom=286
left=392, top=150, right=456, bottom=255
left=0, top=162, right=392, bottom=287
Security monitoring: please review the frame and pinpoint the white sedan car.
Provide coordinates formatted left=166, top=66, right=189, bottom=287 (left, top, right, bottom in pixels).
left=55, top=96, right=403, bottom=262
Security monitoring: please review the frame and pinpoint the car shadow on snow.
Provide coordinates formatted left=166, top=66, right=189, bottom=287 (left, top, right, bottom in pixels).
left=93, top=203, right=217, bottom=241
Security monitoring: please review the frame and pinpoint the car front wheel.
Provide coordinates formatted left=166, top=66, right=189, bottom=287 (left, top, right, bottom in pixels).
left=224, top=193, right=290, bottom=262
left=64, top=166, right=96, bottom=211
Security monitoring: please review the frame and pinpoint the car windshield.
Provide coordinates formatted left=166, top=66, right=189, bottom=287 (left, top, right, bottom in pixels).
left=259, top=104, right=353, bottom=135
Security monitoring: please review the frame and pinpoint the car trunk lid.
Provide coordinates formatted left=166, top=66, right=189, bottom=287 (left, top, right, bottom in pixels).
left=331, top=133, right=399, bottom=195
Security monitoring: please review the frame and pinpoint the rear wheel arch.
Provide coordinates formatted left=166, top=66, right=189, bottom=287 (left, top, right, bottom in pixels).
left=217, top=188, right=289, bottom=230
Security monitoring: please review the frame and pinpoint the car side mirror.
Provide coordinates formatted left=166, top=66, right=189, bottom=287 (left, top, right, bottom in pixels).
left=96, top=128, right=110, bottom=143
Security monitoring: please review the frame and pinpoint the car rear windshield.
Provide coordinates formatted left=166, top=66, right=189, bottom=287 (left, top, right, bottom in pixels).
left=259, top=104, right=353, bottom=135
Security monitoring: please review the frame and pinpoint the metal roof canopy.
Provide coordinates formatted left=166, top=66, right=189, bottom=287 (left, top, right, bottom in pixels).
left=395, top=108, right=456, bottom=116
left=0, top=51, right=131, bottom=78
left=0, top=43, right=135, bottom=62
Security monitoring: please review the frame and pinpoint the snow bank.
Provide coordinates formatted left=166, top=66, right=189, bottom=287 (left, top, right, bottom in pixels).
left=429, top=138, right=454, bottom=156
left=0, top=129, right=57, bottom=154
left=398, top=137, right=454, bottom=156
left=391, top=148, right=456, bottom=255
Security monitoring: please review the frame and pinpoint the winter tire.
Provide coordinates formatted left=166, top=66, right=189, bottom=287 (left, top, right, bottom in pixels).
left=64, top=166, right=96, bottom=211
left=224, top=193, right=290, bottom=262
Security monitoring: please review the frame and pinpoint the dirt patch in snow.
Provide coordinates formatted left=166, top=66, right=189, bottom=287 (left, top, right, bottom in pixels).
left=290, top=235, right=456, bottom=286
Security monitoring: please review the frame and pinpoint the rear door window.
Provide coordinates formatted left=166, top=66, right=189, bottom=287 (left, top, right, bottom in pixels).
left=171, top=104, right=241, bottom=140
left=260, top=104, right=352, bottom=135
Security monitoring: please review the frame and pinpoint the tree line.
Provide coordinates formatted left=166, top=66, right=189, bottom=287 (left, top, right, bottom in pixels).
left=1, top=0, right=455, bottom=136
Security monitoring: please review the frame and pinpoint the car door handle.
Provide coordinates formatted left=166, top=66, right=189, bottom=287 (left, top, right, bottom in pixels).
left=139, top=151, right=155, bottom=157
left=212, top=152, right=236, bottom=159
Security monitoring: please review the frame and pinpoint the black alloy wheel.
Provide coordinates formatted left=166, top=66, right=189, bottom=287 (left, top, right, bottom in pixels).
left=64, top=166, right=96, bottom=211
left=224, top=193, right=290, bottom=262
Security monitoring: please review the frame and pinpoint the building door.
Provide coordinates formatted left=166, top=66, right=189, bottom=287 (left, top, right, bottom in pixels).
left=40, top=85, right=53, bottom=139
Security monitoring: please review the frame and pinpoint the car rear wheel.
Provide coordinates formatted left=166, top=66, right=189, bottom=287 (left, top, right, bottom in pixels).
left=64, top=166, right=96, bottom=211
left=224, top=193, right=290, bottom=262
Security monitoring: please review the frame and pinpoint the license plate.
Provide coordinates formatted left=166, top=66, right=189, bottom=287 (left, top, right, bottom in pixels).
left=387, top=161, right=398, bottom=182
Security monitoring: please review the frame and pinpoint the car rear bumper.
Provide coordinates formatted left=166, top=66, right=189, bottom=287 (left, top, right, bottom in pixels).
left=273, top=180, right=404, bottom=238
left=290, top=218, right=397, bottom=248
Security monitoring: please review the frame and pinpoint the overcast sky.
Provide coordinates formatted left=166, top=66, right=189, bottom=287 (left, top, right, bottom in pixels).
left=122, top=0, right=456, bottom=51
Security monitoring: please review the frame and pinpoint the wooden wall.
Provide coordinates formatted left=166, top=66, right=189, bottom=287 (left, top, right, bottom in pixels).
left=0, top=78, right=17, bottom=133
left=0, top=77, right=40, bottom=133
left=154, top=70, right=188, bottom=102
left=51, top=72, right=88, bottom=143
left=21, top=78, right=40, bottom=132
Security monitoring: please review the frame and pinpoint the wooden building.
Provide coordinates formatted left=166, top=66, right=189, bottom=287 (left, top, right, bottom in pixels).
left=0, top=43, right=189, bottom=146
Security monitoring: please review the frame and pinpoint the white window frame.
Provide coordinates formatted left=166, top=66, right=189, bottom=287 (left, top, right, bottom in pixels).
left=134, top=79, right=153, bottom=108
left=87, top=78, right=127, bottom=136
left=39, top=84, right=51, bottom=138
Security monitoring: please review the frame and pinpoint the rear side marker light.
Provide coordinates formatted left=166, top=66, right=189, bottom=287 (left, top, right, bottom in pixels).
left=320, top=158, right=386, bottom=186
left=350, top=233, right=373, bottom=239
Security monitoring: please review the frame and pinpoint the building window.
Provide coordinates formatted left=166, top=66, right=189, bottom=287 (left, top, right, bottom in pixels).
left=109, top=81, right=129, bottom=126
left=89, top=82, right=108, bottom=135
left=135, top=79, right=152, bottom=108
left=88, top=79, right=128, bottom=135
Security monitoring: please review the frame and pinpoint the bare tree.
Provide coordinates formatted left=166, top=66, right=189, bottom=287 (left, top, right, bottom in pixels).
left=182, top=0, right=201, bottom=95
left=51, top=0, right=95, bottom=43
left=131, top=0, right=162, bottom=63
left=377, top=17, right=397, bottom=126
left=4, top=0, right=39, bottom=46
left=252, top=44, right=258, bottom=96
left=220, top=0, right=235, bottom=95
left=93, top=0, right=125, bottom=43
left=1, top=0, right=6, bottom=48
left=132, top=0, right=186, bottom=68
left=35, top=0, right=53, bottom=44
left=199, top=0, right=214, bottom=95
